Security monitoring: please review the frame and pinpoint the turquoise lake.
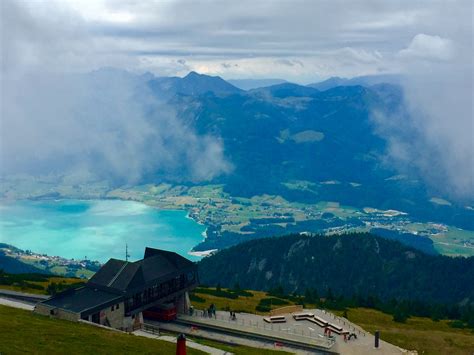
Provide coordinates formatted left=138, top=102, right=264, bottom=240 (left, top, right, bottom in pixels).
left=0, top=199, right=205, bottom=262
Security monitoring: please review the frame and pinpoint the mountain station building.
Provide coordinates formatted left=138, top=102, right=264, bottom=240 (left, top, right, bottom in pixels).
left=34, top=247, right=198, bottom=331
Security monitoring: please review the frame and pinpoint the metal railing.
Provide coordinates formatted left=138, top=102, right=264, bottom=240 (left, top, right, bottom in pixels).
left=143, top=323, right=160, bottom=336
left=318, top=309, right=366, bottom=337
left=179, top=310, right=336, bottom=349
left=124, top=281, right=195, bottom=314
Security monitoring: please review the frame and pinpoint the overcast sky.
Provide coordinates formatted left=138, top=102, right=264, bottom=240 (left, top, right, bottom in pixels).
left=1, top=0, right=473, bottom=197
left=2, top=0, right=472, bottom=82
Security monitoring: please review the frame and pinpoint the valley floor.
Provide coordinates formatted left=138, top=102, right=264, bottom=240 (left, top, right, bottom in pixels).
left=2, top=179, right=474, bottom=257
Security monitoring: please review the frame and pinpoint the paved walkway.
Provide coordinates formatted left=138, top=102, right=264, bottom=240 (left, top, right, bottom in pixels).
left=0, top=297, right=35, bottom=311
left=179, top=310, right=334, bottom=351
left=311, top=309, right=407, bottom=355
left=134, top=329, right=231, bottom=354
left=147, top=320, right=321, bottom=354
left=0, top=289, right=48, bottom=301
left=176, top=308, right=410, bottom=355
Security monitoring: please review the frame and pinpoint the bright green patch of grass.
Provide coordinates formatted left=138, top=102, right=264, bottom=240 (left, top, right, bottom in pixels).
left=431, top=228, right=474, bottom=257
left=192, top=287, right=295, bottom=314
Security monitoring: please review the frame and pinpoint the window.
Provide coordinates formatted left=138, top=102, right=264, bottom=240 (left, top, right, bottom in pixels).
left=111, top=305, right=115, bottom=311
left=116, top=303, right=120, bottom=309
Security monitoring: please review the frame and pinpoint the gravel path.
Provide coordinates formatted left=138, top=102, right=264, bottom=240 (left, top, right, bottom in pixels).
left=0, top=297, right=35, bottom=311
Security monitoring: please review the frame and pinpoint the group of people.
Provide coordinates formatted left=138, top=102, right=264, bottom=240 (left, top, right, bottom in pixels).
left=202, top=303, right=217, bottom=318
left=198, top=304, right=239, bottom=321
left=342, top=332, right=358, bottom=342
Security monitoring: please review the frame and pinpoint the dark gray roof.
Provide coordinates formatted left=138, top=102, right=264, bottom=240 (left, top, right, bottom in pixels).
left=88, top=248, right=195, bottom=293
left=42, top=286, right=121, bottom=314
left=144, top=247, right=195, bottom=269
left=40, top=248, right=196, bottom=314
left=87, top=259, right=127, bottom=288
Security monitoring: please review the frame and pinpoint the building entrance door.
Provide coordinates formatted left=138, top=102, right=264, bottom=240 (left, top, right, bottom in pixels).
left=91, top=312, right=100, bottom=324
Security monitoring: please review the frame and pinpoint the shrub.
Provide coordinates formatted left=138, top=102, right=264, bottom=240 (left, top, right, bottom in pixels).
left=258, top=297, right=290, bottom=306
left=449, top=320, right=465, bottom=329
left=256, top=305, right=271, bottom=312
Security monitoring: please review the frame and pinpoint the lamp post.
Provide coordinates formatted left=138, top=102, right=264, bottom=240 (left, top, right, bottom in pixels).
left=374, top=330, right=380, bottom=349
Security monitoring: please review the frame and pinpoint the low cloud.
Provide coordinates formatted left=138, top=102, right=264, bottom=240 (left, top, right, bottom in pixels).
left=0, top=1, right=231, bottom=185
left=0, top=70, right=231, bottom=184
left=398, top=34, right=454, bottom=61
left=374, top=31, right=473, bottom=200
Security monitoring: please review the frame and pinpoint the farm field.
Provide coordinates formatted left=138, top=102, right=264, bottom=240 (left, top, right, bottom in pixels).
left=1, top=177, right=474, bottom=256
left=0, top=272, right=84, bottom=295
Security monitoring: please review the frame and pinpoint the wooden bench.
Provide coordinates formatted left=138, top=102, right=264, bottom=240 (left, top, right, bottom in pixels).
left=308, top=316, right=328, bottom=327
left=292, top=312, right=314, bottom=321
left=263, top=315, right=286, bottom=323
left=327, top=323, right=349, bottom=334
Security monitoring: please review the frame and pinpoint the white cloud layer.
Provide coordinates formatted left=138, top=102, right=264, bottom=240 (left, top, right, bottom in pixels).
left=0, top=0, right=473, bottom=197
left=398, top=34, right=454, bottom=61
left=4, top=0, right=471, bottom=82
left=0, top=1, right=232, bottom=184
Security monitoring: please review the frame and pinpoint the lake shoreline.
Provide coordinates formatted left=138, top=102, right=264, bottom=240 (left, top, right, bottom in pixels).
left=0, top=198, right=207, bottom=266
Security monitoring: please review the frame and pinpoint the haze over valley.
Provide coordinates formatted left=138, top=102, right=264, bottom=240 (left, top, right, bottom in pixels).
left=1, top=68, right=473, bottom=260
left=1, top=1, right=474, bottom=354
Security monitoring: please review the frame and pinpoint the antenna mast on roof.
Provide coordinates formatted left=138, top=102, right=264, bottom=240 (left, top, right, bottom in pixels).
left=125, top=244, right=130, bottom=262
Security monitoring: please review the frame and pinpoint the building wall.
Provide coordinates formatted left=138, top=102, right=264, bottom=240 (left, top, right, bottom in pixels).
left=176, top=291, right=191, bottom=314
left=101, top=301, right=125, bottom=329
left=34, top=303, right=80, bottom=322
left=56, top=308, right=80, bottom=322
left=34, top=303, right=53, bottom=316
left=35, top=301, right=139, bottom=331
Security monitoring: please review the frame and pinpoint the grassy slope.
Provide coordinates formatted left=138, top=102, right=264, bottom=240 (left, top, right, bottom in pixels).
left=192, top=288, right=274, bottom=314
left=192, top=288, right=474, bottom=355
left=0, top=304, right=286, bottom=355
left=342, top=308, right=474, bottom=355
left=0, top=305, right=205, bottom=355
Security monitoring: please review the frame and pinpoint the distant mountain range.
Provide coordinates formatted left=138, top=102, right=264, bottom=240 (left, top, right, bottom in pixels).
left=228, top=78, right=287, bottom=90
left=249, top=82, right=319, bottom=97
left=146, top=71, right=401, bottom=96
left=307, top=74, right=402, bottom=91
left=148, top=71, right=242, bottom=98
left=5, top=69, right=473, bottom=238
left=226, top=74, right=401, bottom=92
left=148, top=73, right=471, bottom=231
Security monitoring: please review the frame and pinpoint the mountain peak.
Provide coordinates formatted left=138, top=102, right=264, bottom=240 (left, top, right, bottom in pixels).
left=184, top=71, right=203, bottom=78
left=149, top=71, right=242, bottom=97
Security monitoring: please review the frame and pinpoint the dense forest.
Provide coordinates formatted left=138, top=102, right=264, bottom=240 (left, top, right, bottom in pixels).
left=198, top=233, right=474, bottom=326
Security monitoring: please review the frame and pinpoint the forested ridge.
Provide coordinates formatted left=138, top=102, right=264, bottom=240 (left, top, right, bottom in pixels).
left=199, top=233, right=474, bottom=326
left=199, top=233, right=474, bottom=305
